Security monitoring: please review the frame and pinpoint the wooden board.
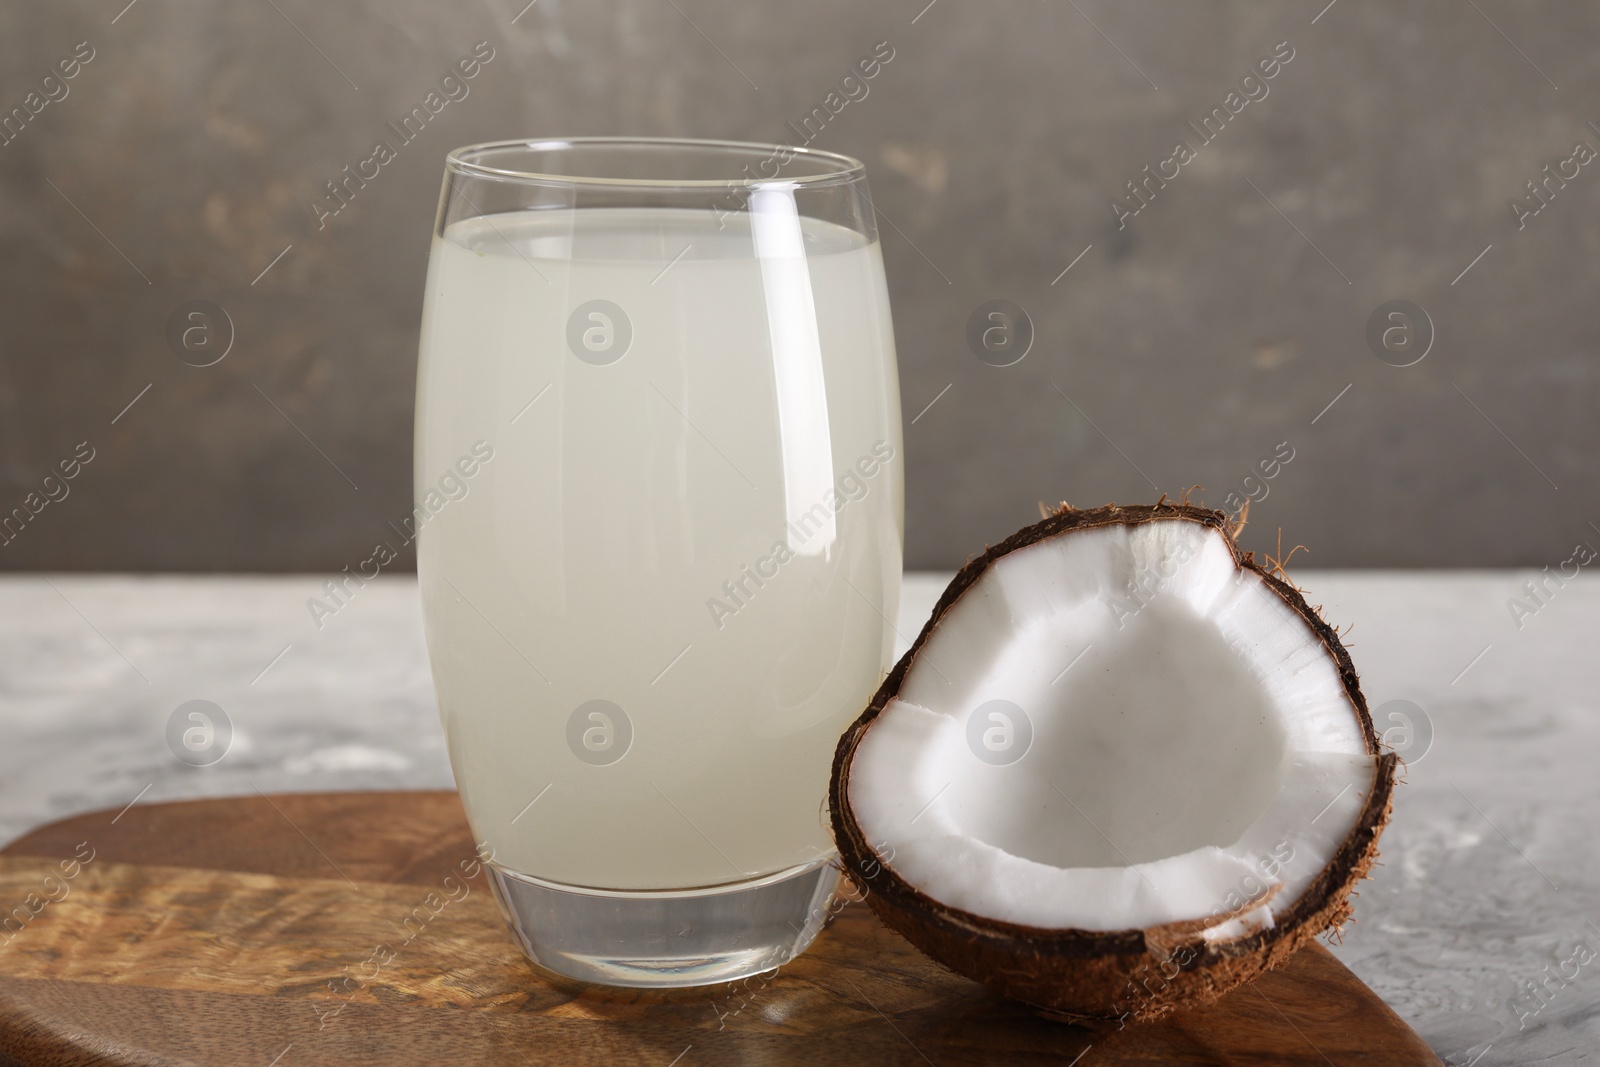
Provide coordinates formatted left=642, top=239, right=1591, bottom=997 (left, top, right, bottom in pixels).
left=0, top=792, right=1439, bottom=1066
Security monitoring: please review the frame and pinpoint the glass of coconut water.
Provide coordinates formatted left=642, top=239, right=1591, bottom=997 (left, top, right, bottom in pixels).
left=414, top=138, right=904, bottom=987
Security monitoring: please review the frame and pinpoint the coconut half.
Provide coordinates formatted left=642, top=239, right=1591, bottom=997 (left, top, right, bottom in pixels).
left=830, top=501, right=1396, bottom=1022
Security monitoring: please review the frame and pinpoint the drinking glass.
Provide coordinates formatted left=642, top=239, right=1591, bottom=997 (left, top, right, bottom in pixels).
left=414, top=137, right=903, bottom=987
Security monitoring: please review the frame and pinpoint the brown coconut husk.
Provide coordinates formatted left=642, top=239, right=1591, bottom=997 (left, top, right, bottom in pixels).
left=829, top=500, right=1397, bottom=1023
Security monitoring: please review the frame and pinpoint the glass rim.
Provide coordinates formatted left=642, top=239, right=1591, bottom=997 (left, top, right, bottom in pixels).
left=444, top=136, right=867, bottom=190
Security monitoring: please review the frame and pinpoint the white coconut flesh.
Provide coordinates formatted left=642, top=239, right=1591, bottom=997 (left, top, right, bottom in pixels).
left=848, top=519, right=1378, bottom=937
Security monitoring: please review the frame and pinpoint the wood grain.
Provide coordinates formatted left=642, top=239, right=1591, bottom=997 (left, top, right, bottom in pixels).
left=0, top=792, right=1439, bottom=1066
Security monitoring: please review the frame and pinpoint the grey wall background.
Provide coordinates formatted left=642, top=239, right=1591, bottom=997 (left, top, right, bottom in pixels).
left=0, top=0, right=1595, bottom=572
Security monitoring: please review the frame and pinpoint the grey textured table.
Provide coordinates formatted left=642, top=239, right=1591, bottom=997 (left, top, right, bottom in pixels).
left=4, top=572, right=1596, bottom=1065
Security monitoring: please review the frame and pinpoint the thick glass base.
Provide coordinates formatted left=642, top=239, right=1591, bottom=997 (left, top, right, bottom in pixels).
left=485, top=856, right=841, bottom=988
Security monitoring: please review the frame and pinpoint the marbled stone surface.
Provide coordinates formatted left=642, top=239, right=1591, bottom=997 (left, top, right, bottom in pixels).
left=2, top=572, right=1595, bottom=1064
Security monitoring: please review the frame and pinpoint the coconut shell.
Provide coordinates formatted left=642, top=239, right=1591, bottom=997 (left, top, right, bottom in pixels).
left=829, top=500, right=1398, bottom=1023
